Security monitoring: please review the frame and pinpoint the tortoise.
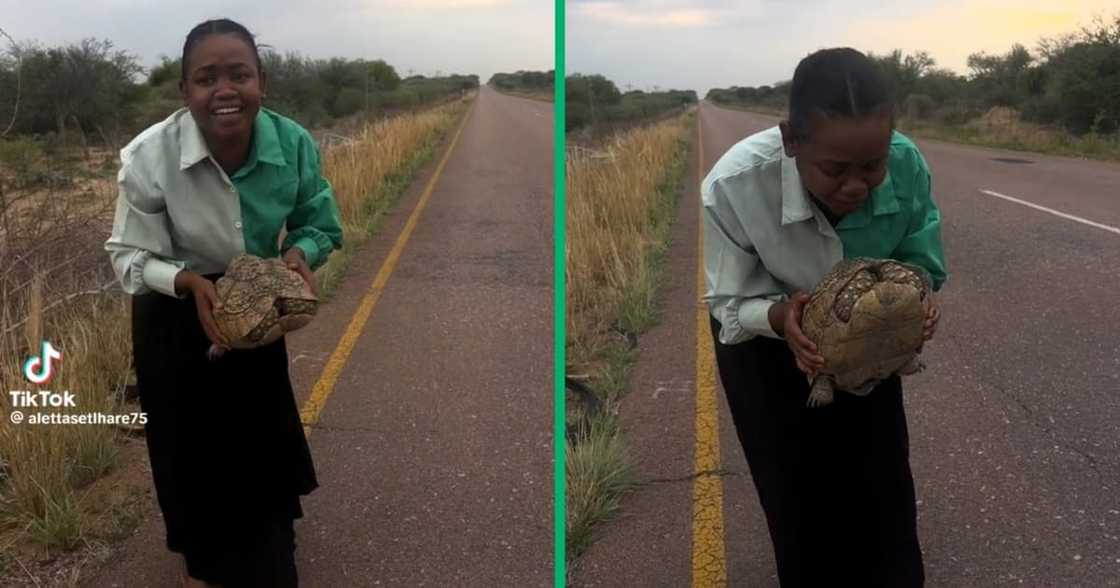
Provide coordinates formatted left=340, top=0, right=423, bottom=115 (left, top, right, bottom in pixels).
left=799, top=257, right=932, bottom=408
left=207, top=253, right=318, bottom=359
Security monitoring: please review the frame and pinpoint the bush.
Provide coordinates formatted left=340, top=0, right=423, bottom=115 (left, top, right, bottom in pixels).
left=1021, top=95, right=1062, bottom=125
left=332, top=87, right=365, bottom=118
left=1051, top=43, right=1120, bottom=135
left=567, top=103, right=591, bottom=131
left=0, top=138, right=45, bottom=188
left=933, top=102, right=982, bottom=126
left=903, top=94, right=937, bottom=120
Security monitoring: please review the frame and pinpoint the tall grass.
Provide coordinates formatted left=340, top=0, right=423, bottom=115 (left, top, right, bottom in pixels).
left=566, top=115, right=689, bottom=385
left=565, top=114, right=691, bottom=561
left=0, top=99, right=469, bottom=577
left=0, top=290, right=130, bottom=554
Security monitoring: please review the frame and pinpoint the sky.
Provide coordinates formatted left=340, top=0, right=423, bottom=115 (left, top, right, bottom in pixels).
left=567, top=0, right=1119, bottom=95
left=0, top=0, right=553, bottom=82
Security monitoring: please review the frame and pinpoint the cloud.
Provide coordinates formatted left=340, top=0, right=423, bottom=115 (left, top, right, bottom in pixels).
left=1, top=0, right=550, bottom=83
left=572, top=1, right=720, bottom=28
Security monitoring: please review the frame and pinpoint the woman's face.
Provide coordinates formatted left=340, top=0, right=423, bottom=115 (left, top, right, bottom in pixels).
left=180, top=33, right=266, bottom=147
left=780, top=110, right=892, bottom=218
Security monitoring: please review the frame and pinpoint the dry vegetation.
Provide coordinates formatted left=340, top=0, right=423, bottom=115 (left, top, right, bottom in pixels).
left=899, top=106, right=1120, bottom=161
left=565, top=113, right=691, bottom=563
left=0, top=98, right=468, bottom=584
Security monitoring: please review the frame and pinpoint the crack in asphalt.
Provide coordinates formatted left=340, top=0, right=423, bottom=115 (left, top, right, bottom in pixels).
left=944, top=332, right=1107, bottom=485
left=641, top=468, right=748, bottom=485
left=301, top=423, right=386, bottom=434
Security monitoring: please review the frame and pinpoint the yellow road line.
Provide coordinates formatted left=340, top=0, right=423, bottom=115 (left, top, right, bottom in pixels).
left=691, top=111, right=728, bottom=587
left=299, top=104, right=474, bottom=439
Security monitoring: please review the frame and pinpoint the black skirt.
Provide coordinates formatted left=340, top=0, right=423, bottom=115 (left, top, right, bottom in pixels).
left=709, top=315, right=924, bottom=588
left=131, top=276, right=317, bottom=580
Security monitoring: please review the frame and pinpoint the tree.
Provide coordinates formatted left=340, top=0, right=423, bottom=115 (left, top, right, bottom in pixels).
left=148, top=56, right=180, bottom=86
left=566, top=74, right=621, bottom=129
left=1049, top=42, right=1120, bottom=134
left=912, top=68, right=966, bottom=103
left=366, top=59, right=400, bottom=91
left=869, top=49, right=935, bottom=105
left=14, top=38, right=143, bottom=142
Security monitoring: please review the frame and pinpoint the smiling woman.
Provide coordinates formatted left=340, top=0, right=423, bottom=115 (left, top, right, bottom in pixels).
left=104, top=18, right=342, bottom=588
left=180, top=25, right=267, bottom=172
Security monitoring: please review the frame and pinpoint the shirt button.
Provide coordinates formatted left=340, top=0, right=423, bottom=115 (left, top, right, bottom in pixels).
left=234, top=221, right=242, bottom=230
left=229, top=186, right=236, bottom=193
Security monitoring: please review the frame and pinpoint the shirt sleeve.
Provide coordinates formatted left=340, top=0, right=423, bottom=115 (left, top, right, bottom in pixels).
left=281, top=130, right=343, bottom=271
left=891, top=150, right=948, bottom=291
left=103, top=156, right=186, bottom=298
left=702, top=176, right=787, bottom=345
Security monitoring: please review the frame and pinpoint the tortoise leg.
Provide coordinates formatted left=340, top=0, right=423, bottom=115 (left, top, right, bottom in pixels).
left=806, top=376, right=835, bottom=408
left=206, top=343, right=229, bottom=361
left=898, top=356, right=925, bottom=376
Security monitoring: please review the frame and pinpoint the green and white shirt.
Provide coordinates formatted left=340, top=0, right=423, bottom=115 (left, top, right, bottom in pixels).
left=703, top=126, right=948, bottom=345
left=105, top=107, right=343, bottom=298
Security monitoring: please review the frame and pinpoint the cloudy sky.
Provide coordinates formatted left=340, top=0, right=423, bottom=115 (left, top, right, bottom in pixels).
left=0, top=0, right=552, bottom=81
left=567, top=0, right=1118, bottom=94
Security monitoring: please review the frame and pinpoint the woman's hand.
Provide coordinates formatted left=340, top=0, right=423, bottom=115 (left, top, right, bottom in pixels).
left=283, top=247, right=318, bottom=297
left=923, top=297, right=940, bottom=342
left=769, top=292, right=825, bottom=376
left=175, top=271, right=228, bottom=348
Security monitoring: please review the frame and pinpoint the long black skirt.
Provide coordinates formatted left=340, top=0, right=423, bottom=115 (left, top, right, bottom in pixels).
left=710, top=315, right=924, bottom=588
left=132, top=278, right=318, bottom=585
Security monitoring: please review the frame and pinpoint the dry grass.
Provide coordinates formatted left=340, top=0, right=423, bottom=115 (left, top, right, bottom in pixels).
left=565, top=114, right=691, bottom=561
left=566, top=114, right=690, bottom=384
left=0, top=99, right=469, bottom=582
left=490, top=87, right=554, bottom=103
left=900, top=107, right=1120, bottom=161
left=0, top=291, right=133, bottom=562
left=0, top=134, right=128, bottom=572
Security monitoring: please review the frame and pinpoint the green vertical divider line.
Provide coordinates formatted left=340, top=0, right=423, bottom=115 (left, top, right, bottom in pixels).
left=554, top=0, right=567, bottom=586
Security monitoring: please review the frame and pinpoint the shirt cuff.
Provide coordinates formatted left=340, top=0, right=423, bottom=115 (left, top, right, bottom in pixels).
left=290, top=237, right=322, bottom=269
left=141, top=257, right=186, bottom=298
left=738, top=298, right=782, bottom=340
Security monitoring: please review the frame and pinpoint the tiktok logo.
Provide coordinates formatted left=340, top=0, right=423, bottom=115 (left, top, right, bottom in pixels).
left=23, top=341, right=62, bottom=385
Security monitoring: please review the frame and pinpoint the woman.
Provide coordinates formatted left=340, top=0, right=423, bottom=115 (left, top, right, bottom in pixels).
left=702, top=47, right=947, bottom=587
left=105, top=18, right=343, bottom=587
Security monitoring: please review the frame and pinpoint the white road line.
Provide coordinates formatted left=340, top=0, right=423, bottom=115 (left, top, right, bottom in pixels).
left=979, top=189, right=1120, bottom=236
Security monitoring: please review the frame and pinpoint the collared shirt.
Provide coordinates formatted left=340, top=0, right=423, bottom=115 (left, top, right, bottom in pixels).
left=105, top=107, right=343, bottom=297
left=702, top=125, right=947, bottom=345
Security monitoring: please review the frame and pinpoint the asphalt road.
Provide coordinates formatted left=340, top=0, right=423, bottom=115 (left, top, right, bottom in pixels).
left=82, top=85, right=553, bottom=587
left=572, top=102, right=1120, bottom=587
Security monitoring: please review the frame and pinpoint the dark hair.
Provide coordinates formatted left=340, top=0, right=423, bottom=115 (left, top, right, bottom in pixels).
left=787, top=47, right=892, bottom=140
left=181, top=18, right=262, bottom=80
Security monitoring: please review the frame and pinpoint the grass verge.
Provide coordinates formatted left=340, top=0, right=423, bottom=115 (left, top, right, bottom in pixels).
left=900, top=118, right=1120, bottom=161
left=565, top=113, right=692, bottom=564
left=491, top=88, right=555, bottom=103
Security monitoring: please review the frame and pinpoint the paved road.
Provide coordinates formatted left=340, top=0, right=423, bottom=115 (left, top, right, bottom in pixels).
left=83, top=85, right=553, bottom=587
left=573, top=102, right=1120, bottom=587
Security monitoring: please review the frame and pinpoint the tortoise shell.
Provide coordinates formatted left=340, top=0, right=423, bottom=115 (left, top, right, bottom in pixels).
left=211, top=254, right=318, bottom=350
left=801, top=258, right=931, bottom=398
